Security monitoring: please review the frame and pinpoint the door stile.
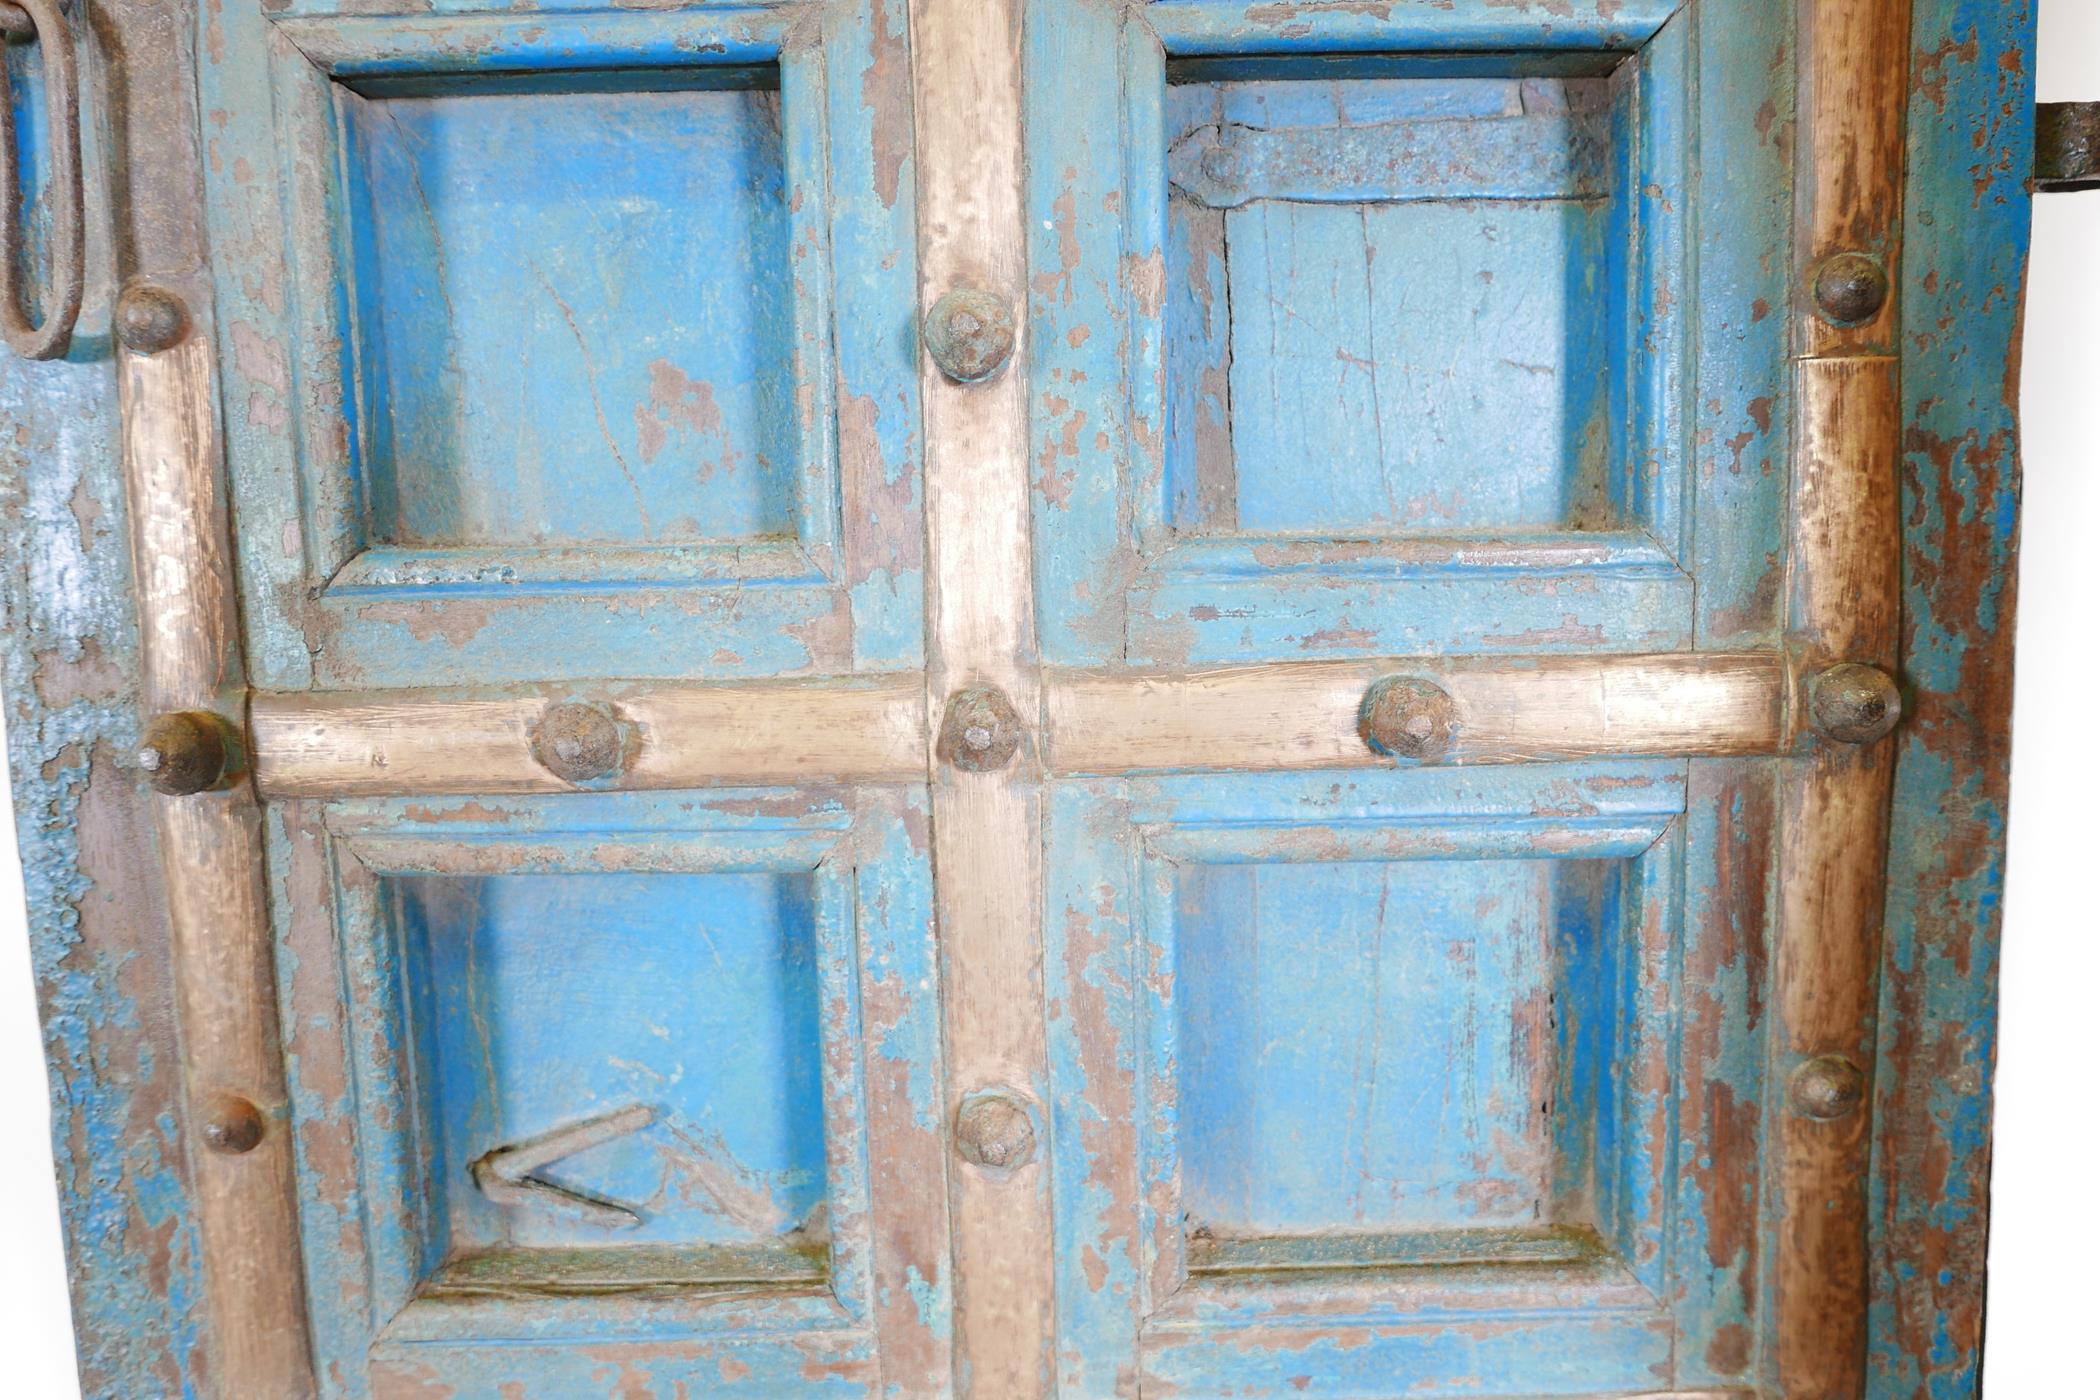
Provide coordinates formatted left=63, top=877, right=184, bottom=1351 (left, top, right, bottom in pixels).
left=111, top=0, right=318, bottom=1385
left=909, top=0, right=1058, bottom=1395
left=1776, top=1, right=1911, bottom=1394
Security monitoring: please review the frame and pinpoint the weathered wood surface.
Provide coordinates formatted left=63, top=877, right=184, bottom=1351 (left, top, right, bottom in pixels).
left=120, top=334, right=316, bottom=1393
left=1775, top=1, right=1911, bottom=1392
left=1048, top=653, right=1786, bottom=773
left=251, top=678, right=927, bottom=795
left=911, top=0, right=1056, bottom=1394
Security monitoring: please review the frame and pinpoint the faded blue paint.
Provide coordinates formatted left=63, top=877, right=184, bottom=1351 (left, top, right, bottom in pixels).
left=1869, top=3, right=2035, bottom=1395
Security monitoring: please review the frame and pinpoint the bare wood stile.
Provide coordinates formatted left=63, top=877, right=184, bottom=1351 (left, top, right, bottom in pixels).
left=910, top=0, right=1058, bottom=1394
left=1777, top=0, right=1911, bottom=1394
left=119, top=339, right=317, bottom=1394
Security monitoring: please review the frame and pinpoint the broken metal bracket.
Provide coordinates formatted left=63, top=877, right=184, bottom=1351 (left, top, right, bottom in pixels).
left=2037, top=102, right=2100, bottom=192
left=469, top=1104, right=656, bottom=1230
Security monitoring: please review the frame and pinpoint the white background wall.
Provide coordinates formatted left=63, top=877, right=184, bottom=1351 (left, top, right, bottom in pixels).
left=2, top=5, right=2095, bottom=1395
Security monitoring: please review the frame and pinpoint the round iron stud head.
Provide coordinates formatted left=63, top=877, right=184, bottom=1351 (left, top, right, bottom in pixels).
left=1358, top=675, right=1459, bottom=763
left=1789, top=1055, right=1866, bottom=1122
left=114, top=282, right=192, bottom=355
left=530, top=702, right=633, bottom=785
left=200, top=1093, right=267, bottom=1155
left=136, top=710, right=241, bottom=796
left=1810, top=662, right=1903, bottom=745
left=1811, top=251, right=1890, bottom=327
left=954, top=1090, right=1037, bottom=1172
left=937, top=685, right=1023, bottom=773
left=924, top=287, right=1017, bottom=385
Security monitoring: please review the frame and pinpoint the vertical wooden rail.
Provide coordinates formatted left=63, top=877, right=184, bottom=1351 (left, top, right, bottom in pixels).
left=1777, top=1, right=1910, bottom=1395
left=120, top=335, right=316, bottom=1395
left=910, top=0, right=1057, bottom=1395
left=111, top=3, right=316, bottom=1382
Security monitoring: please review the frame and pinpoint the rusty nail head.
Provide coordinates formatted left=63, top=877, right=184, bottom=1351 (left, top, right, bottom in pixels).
left=1789, top=1055, right=1865, bottom=1122
left=114, top=282, right=191, bottom=355
left=1811, top=251, right=1889, bottom=327
left=1810, top=662, right=1902, bottom=745
left=530, top=702, right=631, bottom=784
left=201, top=1093, right=267, bottom=1155
left=955, top=1090, right=1036, bottom=1172
left=137, top=710, right=240, bottom=796
left=1358, top=676, right=1459, bottom=763
left=924, top=287, right=1016, bottom=385
left=938, top=685, right=1023, bottom=773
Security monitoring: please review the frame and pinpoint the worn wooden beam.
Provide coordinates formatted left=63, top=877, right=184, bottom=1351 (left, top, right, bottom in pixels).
left=910, top=0, right=1056, bottom=1393
left=250, top=679, right=926, bottom=796
left=247, top=651, right=1795, bottom=797
left=1776, top=2, right=1911, bottom=1391
left=1046, top=652, right=1788, bottom=774
left=119, top=333, right=317, bottom=1394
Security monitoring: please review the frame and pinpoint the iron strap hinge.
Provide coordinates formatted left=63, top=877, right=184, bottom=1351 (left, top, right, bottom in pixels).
left=2037, top=102, right=2100, bottom=193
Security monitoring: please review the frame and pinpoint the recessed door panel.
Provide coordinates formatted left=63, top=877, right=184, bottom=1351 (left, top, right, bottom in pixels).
left=344, top=85, right=799, bottom=550
left=398, top=871, right=828, bottom=1258
left=1165, top=77, right=1618, bottom=535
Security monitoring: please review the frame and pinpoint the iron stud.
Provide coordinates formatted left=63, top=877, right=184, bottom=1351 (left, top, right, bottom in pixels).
left=1811, top=251, right=1889, bottom=327
left=200, top=1093, right=266, bottom=1155
left=1810, top=662, right=1902, bottom=745
left=1358, top=676, right=1459, bottom=763
left=530, top=702, right=631, bottom=784
left=954, top=1090, right=1036, bottom=1171
left=136, top=710, right=241, bottom=796
left=1789, top=1055, right=1866, bottom=1122
left=924, top=287, right=1016, bottom=384
left=938, top=686, right=1023, bottom=773
left=114, top=282, right=191, bottom=355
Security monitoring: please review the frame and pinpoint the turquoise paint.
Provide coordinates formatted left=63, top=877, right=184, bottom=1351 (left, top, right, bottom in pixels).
left=0, top=1, right=2033, bottom=1396
left=343, top=85, right=801, bottom=549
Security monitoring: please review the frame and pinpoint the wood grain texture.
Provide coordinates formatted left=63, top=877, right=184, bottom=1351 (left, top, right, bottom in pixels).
left=1796, top=0, right=1913, bottom=356
left=119, top=339, right=317, bottom=1395
left=910, top=0, right=1055, bottom=1393
left=251, top=678, right=926, bottom=796
left=1046, top=652, right=1787, bottom=773
left=1774, top=367, right=1903, bottom=1390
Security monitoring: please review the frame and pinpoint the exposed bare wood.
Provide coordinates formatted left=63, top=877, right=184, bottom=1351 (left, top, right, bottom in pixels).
left=251, top=679, right=927, bottom=796
left=1046, top=653, right=1787, bottom=774
left=119, top=337, right=317, bottom=1393
left=1796, top=0, right=1913, bottom=355
left=1774, top=351, right=1904, bottom=1396
left=911, top=0, right=1053, bottom=1393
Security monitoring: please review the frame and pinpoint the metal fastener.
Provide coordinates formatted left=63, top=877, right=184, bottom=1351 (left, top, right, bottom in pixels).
left=1358, top=676, right=1459, bottom=763
left=937, top=685, right=1023, bottom=773
left=530, top=701, right=632, bottom=784
left=954, top=1090, right=1036, bottom=1172
left=1810, top=662, right=1902, bottom=745
left=2036, top=102, right=2100, bottom=191
left=200, top=1093, right=266, bottom=1155
left=1810, top=251, right=1889, bottom=327
left=923, top=287, right=1016, bottom=385
left=114, top=282, right=191, bottom=355
left=1789, top=1055, right=1866, bottom=1122
left=136, top=710, right=242, bottom=796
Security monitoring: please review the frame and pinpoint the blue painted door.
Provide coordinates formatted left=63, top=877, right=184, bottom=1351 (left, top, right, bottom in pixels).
left=196, top=2, right=947, bottom=1394
left=0, top=0, right=2032, bottom=1396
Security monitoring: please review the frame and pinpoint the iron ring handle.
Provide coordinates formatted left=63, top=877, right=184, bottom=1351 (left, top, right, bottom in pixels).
left=0, top=0, right=83, bottom=362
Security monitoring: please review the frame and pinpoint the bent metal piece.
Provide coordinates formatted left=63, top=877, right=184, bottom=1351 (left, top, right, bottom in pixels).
left=0, top=0, right=83, bottom=360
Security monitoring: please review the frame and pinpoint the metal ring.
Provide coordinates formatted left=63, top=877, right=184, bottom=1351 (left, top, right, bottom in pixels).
left=0, top=0, right=84, bottom=361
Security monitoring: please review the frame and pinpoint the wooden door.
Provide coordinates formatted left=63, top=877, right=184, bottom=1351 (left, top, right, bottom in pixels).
left=0, top=1, right=2035, bottom=1397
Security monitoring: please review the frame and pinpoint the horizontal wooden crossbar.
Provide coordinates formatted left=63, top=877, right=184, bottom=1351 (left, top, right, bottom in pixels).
left=251, top=651, right=1793, bottom=799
